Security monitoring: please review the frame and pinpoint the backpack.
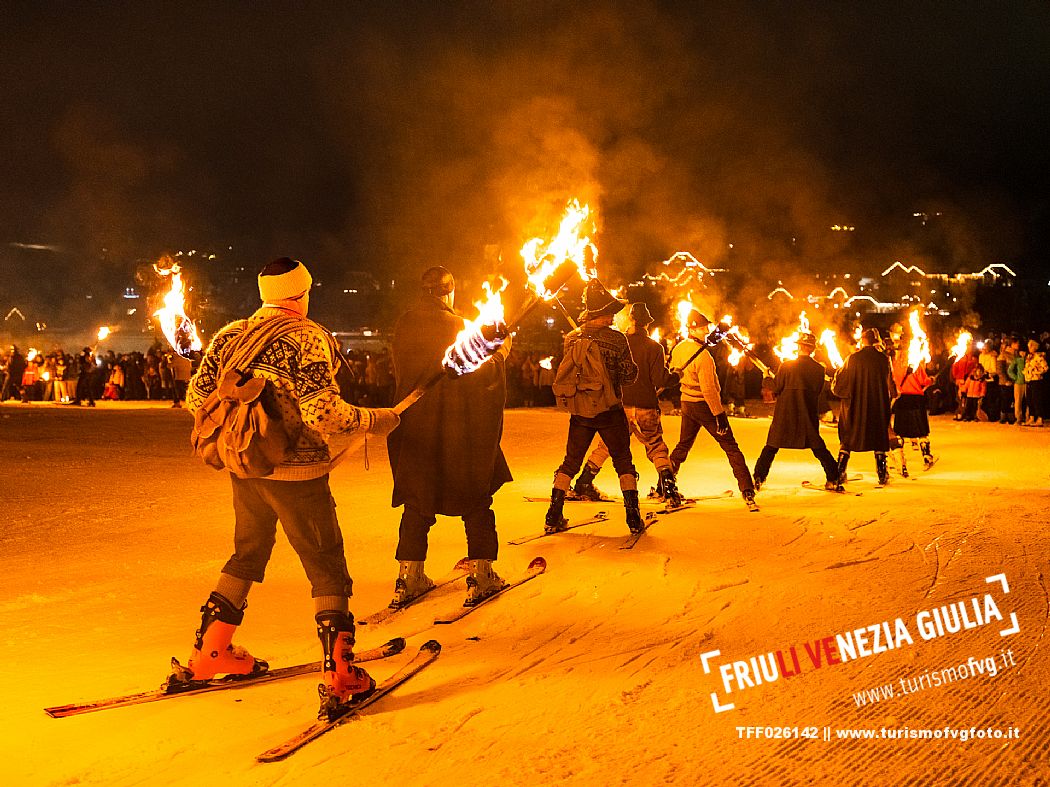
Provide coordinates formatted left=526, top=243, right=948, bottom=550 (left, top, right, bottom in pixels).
left=190, top=317, right=305, bottom=478
left=551, top=336, right=619, bottom=418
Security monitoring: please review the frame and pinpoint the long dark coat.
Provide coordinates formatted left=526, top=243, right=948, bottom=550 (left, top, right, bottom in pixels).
left=832, top=346, right=892, bottom=452
left=765, top=355, right=827, bottom=449
left=388, top=294, right=512, bottom=515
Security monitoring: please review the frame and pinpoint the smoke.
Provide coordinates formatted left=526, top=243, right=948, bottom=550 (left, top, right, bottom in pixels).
left=1, top=1, right=1045, bottom=332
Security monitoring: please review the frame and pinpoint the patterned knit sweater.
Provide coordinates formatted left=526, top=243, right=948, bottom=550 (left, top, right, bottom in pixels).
left=187, top=307, right=368, bottom=481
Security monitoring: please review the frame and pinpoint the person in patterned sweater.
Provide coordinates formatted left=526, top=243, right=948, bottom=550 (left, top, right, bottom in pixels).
left=174, top=257, right=400, bottom=722
left=545, top=280, right=642, bottom=534
left=669, top=310, right=758, bottom=511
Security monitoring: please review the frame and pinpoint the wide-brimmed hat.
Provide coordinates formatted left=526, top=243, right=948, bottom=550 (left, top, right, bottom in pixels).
left=579, top=280, right=627, bottom=322
left=628, top=302, right=654, bottom=327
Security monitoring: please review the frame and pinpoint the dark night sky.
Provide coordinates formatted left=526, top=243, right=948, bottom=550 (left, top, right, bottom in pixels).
left=2, top=1, right=1049, bottom=300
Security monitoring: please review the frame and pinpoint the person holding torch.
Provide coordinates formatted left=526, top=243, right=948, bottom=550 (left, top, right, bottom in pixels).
left=172, top=257, right=401, bottom=722
left=752, top=331, right=842, bottom=491
left=387, top=266, right=514, bottom=609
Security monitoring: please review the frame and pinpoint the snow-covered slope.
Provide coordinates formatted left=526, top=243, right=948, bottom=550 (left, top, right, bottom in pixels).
left=1, top=404, right=1046, bottom=784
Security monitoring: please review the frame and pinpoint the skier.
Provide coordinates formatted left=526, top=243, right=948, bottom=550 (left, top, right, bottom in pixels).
left=545, top=280, right=641, bottom=534
left=175, top=257, right=401, bottom=721
left=387, top=266, right=513, bottom=608
left=668, top=311, right=758, bottom=511
left=891, top=354, right=937, bottom=470
left=832, top=327, right=893, bottom=485
left=569, top=302, right=683, bottom=507
left=752, top=331, right=841, bottom=491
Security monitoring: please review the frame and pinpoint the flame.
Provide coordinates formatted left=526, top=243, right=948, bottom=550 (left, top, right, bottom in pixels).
left=539, top=356, right=553, bottom=370
left=27, top=347, right=39, bottom=362
left=650, top=327, right=662, bottom=343
left=907, top=309, right=931, bottom=368
left=153, top=260, right=203, bottom=357
left=676, top=300, right=695, bottom=340
left=820, top=329, right=845, bottom=369
left=96, top=326, right=111, bottom=342
left=41, top=371, right=51, bottom=382
left=520, top=199, right=597, bottom=299
left=442, top=278, right=509, bottom=376
left=950, top=329, right=972, bottom=359
left=774, top=312, right=811, bottom=362
left=853, top=323, right=863, bottom=349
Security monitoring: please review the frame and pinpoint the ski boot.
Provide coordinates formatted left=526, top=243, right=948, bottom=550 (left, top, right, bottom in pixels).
left=919, top=439, right=936, bottom=470
left=658, top=469, right=684, bottom=508
left=824, top=480, right=845, bottom=492
left=544, top=488, right=569, bottom=534
left=875, top=452, right=890, bottom=486
left=752, top=474, right=765, bottom=492
left=316, top=611, right=375, bottom=721
left=464, top=559, right=507, bottom=607
left=389, top=560, right=435, bottom=609
left=743, top=489, right=760, bottom=512
left=167, top=592, right=268, bottom=690
left=835, top=450, right=851, bottom=485
left=571, top=463, right=607, bottom=502
left=624, top=490, right=645, bottom=534
left=896, top=447, right=908, bottom=478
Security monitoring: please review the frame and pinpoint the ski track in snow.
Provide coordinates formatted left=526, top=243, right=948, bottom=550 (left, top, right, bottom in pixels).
left=1, top=404, right=1048, bottom=784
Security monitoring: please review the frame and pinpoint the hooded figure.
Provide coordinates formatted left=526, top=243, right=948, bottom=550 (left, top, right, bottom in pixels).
left=832, top=328, right=893, bottom=484
left=388, top=266, right=513, bottom=608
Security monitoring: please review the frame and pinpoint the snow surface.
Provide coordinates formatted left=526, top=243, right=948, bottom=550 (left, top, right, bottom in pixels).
left=1, top=402, right=1047, bottom=785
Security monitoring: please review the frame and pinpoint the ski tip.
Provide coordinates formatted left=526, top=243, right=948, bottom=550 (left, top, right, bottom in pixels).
left=453, top=556, right=471, bottom=570
left=527, top=556, right=547, bottom=572
left=421, top=639, right=442, bottom=654
left=385, top=637, right=407, bottom=654
left=43, top=706, right=68, bottom=718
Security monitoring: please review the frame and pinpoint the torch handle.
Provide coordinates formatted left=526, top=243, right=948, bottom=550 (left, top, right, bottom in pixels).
left=393, top=369, right=447, bottom=415
left=725, top=332, right=774, bottom=378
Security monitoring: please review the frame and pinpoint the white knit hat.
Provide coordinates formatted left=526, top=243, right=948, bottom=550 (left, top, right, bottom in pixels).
left=258, top=258, right=312, bottom=303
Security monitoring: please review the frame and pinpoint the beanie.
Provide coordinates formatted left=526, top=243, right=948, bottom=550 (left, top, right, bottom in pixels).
left=258, top=258, right=312, bottom=303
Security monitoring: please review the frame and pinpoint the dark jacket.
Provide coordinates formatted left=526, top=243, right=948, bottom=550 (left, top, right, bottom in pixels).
left=832, top=345, right=892, bottom=452
left=765, top=354, right=826, bottom=449
left=388, top=294, right=512, bottom=515
left=621, top=331, right=667, bottom=410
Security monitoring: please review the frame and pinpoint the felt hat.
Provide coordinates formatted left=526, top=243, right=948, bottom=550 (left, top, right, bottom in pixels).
left=628, top=302, right=654, bottom=327
left=578, top=280, right=627, bottom=322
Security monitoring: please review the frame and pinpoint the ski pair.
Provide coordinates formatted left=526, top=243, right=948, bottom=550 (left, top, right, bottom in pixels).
left=507, top=512, right=610, bottom=545
left=358, top=557, right=471, bottom=626
left=801, top=474, right=864, bottom=496
left=256, top=640, right=442, bottom=762
left=43, top=637, right=407, bottom=719
left=261, top=557, right=548, bottom=761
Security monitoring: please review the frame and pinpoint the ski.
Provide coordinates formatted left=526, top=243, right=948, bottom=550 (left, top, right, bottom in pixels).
left=506, top=513, right=609, bottom=545
left=647, top=489, right=733, bottom=507
left=358, top=557, right=470, bottom=626
left=523, top=495, right=617, bottom=503
left=433, top=557, right=547, bottom=625
left=523, top=491, right=732, bottom=506
left=801, top=481, right=862, bottom=496
left=256, top=640, right=442, bottom=763
left=43, top=637, right=407, bottom=719
left=619, top=512, right=659, bottom=550
left=922, top=456, right=940, bottom=471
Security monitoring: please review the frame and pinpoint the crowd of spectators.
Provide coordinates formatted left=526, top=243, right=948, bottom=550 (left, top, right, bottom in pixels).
left=3, top=329, right=1047, bottom=424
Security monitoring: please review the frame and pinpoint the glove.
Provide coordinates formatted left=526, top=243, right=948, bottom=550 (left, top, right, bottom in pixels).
left=715, top=412, right=731, bottom=436
left=362, top=407, right=400, bottom=436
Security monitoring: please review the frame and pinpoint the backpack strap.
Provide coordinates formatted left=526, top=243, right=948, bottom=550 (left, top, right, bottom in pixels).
left=217, top=316, right=305, bottom=378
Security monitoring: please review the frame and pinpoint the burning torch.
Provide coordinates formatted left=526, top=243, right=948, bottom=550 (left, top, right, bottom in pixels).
left=393, top=199, right=598, bottom=414
left=393, top=261, right=580, bottom=415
